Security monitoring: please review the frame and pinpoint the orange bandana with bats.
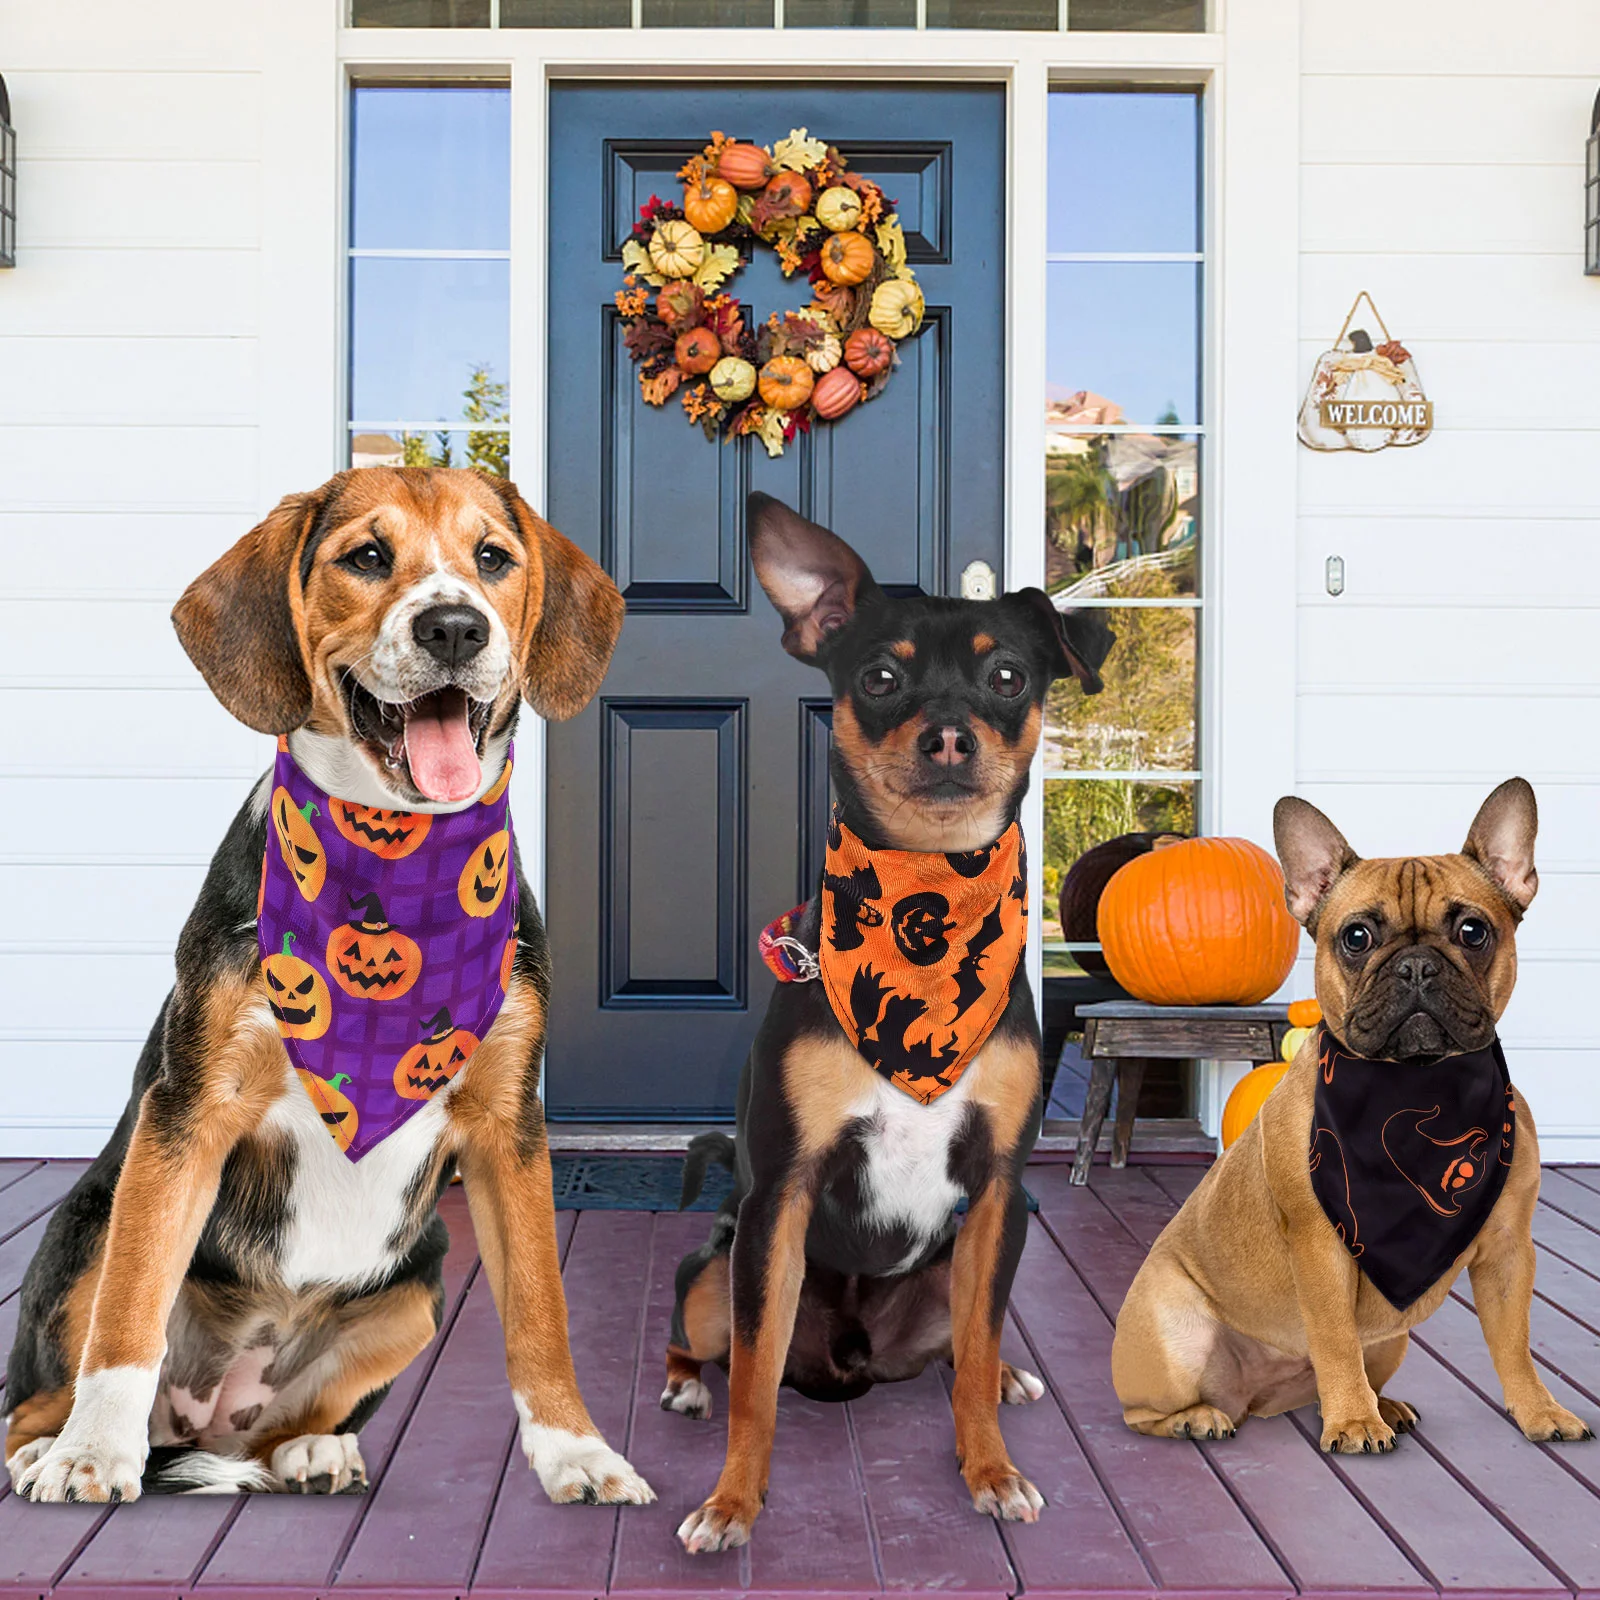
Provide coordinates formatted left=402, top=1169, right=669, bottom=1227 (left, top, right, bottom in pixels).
left=818, top=814, right=1027, bottom=1105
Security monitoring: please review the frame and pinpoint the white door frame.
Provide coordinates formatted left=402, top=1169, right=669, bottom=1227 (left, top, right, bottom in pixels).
left=261, top=5, right=1300, bottom=1129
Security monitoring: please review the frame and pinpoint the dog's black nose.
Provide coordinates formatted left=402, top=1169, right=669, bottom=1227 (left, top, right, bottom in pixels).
left=1394, top=949, right=1441, bottom=989
left=413, top=604, right=489, bottom=669
left=918, top=724, right=977, bottom=766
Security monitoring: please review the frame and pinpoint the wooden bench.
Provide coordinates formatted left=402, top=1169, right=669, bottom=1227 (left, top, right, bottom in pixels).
left=1070, top=1000, right=1294, bottom=1186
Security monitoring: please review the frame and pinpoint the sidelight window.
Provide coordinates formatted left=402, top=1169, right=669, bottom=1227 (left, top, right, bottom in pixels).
left=346, top=85, right=511, bottom=474
left=1041, top=87, right=1204, bottom=979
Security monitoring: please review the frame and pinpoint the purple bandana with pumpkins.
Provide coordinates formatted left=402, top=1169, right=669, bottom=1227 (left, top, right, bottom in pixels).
left=258, top=740, right=518, bottom=1161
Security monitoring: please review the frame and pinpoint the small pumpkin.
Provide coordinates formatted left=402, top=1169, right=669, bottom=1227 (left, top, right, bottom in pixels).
left=819, top=229, right=875, bottom=287
left=458, top=829, right=511, bottom=917
left=648, top=220, right=705, bottom=280
left=812, top=365, right=862, bottom=421
left=1280, top=1025, right=1315, bottom=1064
left=710, top=356, right=757, bottom=403
left=326, top=891, right=423, bottom=1001
left=393, top=1007, right=480, bottom=1101
left=329, top=799, right=431, bottom=861
left=480, top=759, right=512, bottom=806
left=1287, top=998, right=1322, bottom=1030
left=843, top=326, right=894, bottom=378
left=1221, top=1062, right=1289, bottom=1150
left=262, top=932, right=331, bottom=1040
left=758, top=356, right=815, bottom=412
left=815, top=184, right=863, bottom=233
left=761, top=170, right=811, bottom=215
left=805, top=332, right=842, bottom=374
left=298, top=1069, right=358, bottom=1153
left=682, top=174, right=737, bottom=234
left=675, top=326, right=721, bottom=376
left=270, top=788, right=325, bottom=902
left=717, top=142, right=771, bottom=190
left=870, top=278, right=925, bottom=340
left=1098, top=837, right=1301, bottom=1007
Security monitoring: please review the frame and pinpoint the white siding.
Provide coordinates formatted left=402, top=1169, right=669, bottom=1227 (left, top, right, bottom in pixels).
left=1295, top=0, right=1600, bottom=1159
left=0, top=19, right=279, bottom=1153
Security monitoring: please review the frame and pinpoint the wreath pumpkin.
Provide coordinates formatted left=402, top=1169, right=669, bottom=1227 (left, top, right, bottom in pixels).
left=615, top=128, right=927, bottom=459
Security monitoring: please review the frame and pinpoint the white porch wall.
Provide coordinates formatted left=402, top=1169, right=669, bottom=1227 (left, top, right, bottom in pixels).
left=1289, top=0, right=1600, bottom=1158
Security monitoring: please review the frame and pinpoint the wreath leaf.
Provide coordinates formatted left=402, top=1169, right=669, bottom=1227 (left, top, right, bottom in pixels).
left=772, top=128, right=828, bottom=172
left=692, top=243, right=741, bottom=291
left=621, top=237, right=667, bottom=288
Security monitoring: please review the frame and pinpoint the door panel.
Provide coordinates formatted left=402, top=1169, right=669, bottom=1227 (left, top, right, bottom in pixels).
left=545, top=81, right=1005, bottom=1119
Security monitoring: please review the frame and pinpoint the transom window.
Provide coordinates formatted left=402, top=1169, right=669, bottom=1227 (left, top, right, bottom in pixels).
left=347, top=85, right=512, bottom=473
left=349, top=0, right=1205, bottom=30
left=1041, top=87, right=1203, bottom=975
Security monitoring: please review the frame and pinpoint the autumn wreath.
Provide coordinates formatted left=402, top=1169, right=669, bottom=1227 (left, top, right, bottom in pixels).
left=615, top=128, right=926, bottom=459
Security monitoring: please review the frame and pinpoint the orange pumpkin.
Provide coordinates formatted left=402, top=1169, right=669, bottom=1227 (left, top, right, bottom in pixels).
left=298, top=1069, right=358, bottom=1153
left=262, top=932, right=331, bottom=1041
left=329, top=799, right=431, bottom=860
left=761, top=170, right=811, bottom=214
left=393, top=1007, right=480, bottom=1101
left=1098, top=837, right=1301, bottom=1007
left=683, top=174, right=737, bottom=233
left=458, top=829, right=511, bottom=917
left=819, top=229, right=874, bottom=287
left=270, top=789, right=325, bottom=902
left=812, top=365, right=862, bottom=421
left=717, top=142, right=771, bottom=190
left=843, top=326, right=893, bottom=378
left=326, top=891, right=422, bottom=1000
left=675, top=326, right=720, bottom=376
left=1221, top=1062, right=1289, bottom=1150
left=1287, top=998, right=1322, bottom=1029
left=758, top=356, right=814, bottom=412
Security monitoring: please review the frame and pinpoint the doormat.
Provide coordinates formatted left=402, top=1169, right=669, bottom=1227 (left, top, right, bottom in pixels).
left=549, top=1154, right=1036, bottom=1214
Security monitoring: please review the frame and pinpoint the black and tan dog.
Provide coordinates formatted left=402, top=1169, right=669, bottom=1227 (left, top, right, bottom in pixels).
left=665, top=495, right=1114, bottom=1552
left=1112, top=780, right=1593, bottom=1453
left=5, top=468, right=655, bottom=1506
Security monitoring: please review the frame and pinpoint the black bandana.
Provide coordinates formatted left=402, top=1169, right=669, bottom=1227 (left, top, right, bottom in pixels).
left=1308, top=1025, right=1517, bottom=1310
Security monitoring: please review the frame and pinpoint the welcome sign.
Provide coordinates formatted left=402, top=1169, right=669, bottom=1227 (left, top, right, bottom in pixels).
left=1298, top=291, right=1432, bottom=452
left=1318, top=396, right=1434, bottom=432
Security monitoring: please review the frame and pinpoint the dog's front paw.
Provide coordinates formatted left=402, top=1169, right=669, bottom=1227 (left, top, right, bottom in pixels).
left=678, top=1492, right=760, bottom=1553
left=1378, top=1397, right=1419, bottom=1435
left=17, top=1437, right=143, bottom=1503
left=271, top=1433, right=367, bottom=1494
left=965, top=1462, right=1045, bottom=1522
left=1509, top=1398, right=1594, bottom=1443
left=6, top=1435, right=57, bottom=1493
left=1321, top=1414, right=1396, bottom=1454
left=660, top=1376, right=713, bottom=1420
left=999, top=1363, right=1045, bottom=1405
left=523, top=1426, right=655, bottom=1505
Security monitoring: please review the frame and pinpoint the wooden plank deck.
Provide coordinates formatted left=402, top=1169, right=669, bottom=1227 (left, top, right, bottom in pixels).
left=4, top=1157, right=1600, bottom=1599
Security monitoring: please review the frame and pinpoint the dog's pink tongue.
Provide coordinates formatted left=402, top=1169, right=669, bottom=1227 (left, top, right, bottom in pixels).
left=403, top=692, right=481, bottom=803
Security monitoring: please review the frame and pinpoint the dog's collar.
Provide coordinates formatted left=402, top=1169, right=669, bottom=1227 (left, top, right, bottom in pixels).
left=1309, top=1024, right=1516, bottom=1309
left=258, top=743, right=519, bottom=1161
left=767, top=812, right=1028, bottom=1105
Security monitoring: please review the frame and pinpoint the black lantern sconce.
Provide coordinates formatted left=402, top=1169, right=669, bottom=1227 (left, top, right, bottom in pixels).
left=0, top=74, right=14, bottom=269
left=1588, top=87, right=1600, bottom=276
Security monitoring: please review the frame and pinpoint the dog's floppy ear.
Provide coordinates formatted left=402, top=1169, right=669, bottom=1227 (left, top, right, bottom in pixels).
left=747, top=492, right=882, bottom=662
left=1006, top=588, right=1114, bottom=695
left=497, top=480, right=623, bottom=721
left=1274, top=796, right=1360, bottom=931
left=172, top=489, right=325, bottom=734
left=1462, top=777, right=1539, bottom=917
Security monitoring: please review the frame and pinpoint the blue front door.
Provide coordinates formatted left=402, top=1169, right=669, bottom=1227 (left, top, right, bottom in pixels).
left=543, top=81, right=1006, bottom=1120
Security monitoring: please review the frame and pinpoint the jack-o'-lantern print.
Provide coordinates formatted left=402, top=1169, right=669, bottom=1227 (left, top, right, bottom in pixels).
left=298, top=1069, right=358, bottom=1152
left=500, top=936, right=516, bottom=994
left=326, top=891, right=423, bottom=1000
left=480, top=759, right=512, bottom=806
left=262, top=932, right=331, bottom=1040
left=393, top=1007, right=480, bottom=1100
left=458, top=830, right=511, bottom=918
left=329, top=799, right=432, bottom=860
left=271, top=788, right=325, bottom=902
left=890, top=892, right=955, bottom=967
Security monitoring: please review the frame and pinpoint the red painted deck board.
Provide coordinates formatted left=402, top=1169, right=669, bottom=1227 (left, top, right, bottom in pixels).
left=1, top=1160, right=1599, bottom=1598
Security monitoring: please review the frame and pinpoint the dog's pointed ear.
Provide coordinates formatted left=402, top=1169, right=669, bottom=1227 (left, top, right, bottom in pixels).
left=747, top=492, right=881, bottom=662
left=1274, top=796, right=1360, bottom=930
left=1462, top=777, right=1538, bottom=916
left=496, top=480, right=623, bottom=721
left=172, top=489, right=325, bottom=734
left=1006, top=588, right=1114, bottom=694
